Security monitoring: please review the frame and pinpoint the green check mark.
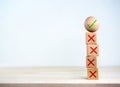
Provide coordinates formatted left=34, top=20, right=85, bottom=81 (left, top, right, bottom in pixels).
left=87, top=19, right=97, bottom=28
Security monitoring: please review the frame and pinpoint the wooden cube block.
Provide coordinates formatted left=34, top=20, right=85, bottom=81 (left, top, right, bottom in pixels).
left=86, top=32, right=97, bottom=45
left=87, top=45, right=99, bottom=56
left=87, top=68, right=99, bottom=80
left=86, top=56, right=98, bottom=68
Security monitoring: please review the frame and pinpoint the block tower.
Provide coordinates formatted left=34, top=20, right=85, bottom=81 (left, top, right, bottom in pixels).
left=84, top=16, right=100, bottom=80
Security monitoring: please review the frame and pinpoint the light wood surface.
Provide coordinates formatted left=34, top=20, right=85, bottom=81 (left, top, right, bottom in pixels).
left=0, top=67, right=120, bottom=84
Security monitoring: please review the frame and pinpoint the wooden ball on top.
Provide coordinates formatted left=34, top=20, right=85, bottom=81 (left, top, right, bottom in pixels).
left=84, top=16, right=99, bottom=32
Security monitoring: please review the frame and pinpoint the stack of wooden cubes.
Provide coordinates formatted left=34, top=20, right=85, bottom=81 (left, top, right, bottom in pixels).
left=84, top=16, right=100, bottom=80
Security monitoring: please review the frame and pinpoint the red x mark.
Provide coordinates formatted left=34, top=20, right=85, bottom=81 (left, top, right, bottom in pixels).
left=89, top=71, right=96, bottom=78
left=90, top=47, right=97, bottom=54
left=88, top=35, right=95, bottom=42
left=88, top=59, right=95, bottom=66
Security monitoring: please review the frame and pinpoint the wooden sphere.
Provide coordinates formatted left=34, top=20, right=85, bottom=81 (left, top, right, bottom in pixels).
left=84, top=16, right=99, bottom=32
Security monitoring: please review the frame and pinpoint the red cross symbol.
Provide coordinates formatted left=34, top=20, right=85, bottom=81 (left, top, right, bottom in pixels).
left=88, top=35, right=95, bottom=42
left=88, top=59, right=95, bottom=66
left=90, top=47, right=97, bottom=54
left=89, top=71, right=96, bottom=78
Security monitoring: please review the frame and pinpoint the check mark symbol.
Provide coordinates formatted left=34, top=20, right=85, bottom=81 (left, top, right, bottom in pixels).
left=87, top=19, right=97, bottom=28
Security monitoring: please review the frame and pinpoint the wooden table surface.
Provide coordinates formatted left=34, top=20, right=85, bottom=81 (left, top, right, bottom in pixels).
left=0, top=67, right=120, bottom=84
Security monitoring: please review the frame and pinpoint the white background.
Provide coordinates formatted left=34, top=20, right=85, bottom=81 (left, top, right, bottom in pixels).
left=0, top=0, right=120, bottom=67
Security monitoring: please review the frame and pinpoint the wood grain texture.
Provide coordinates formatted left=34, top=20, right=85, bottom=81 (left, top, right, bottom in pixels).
left=0, top=67, right=120, bottom=84
left=0, top=84, right=119, bottom=87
